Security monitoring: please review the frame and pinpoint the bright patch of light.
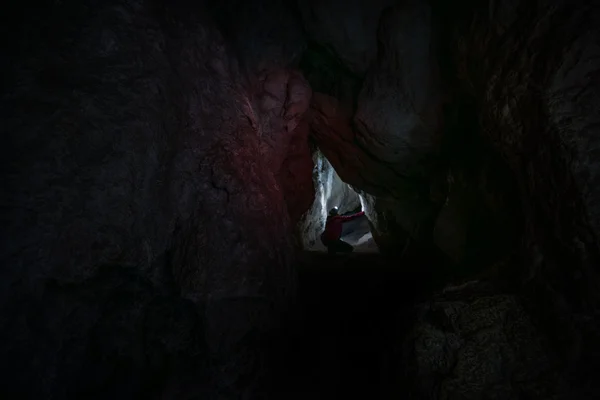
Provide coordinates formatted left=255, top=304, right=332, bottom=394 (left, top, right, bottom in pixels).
left=319, top=156, right=335, bottom=228
left=324, top=158, right=333, bottom=204
left=355, top=231, right=373, bottom=246
left=317, top=156, right=327, bottom=226
left=359, top=193, right=366, bottom=212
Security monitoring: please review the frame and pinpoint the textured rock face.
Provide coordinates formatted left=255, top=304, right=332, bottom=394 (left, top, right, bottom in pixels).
left=307, top=1, right=446, bottom=254
left=208, top=0, right=306, bottom=73
left=311, top=92, right=418, bottom=198
left=354, top=0, right=444, bottom=180
left=403, top=282, right=568, bottom=399
left=296, top=150, right=361, bottom=249
left=307, top=1, right=445, bottom=190
left=434, top=0, right=600, bottom=389
left=0, top=1, right=314, bottom=398
left=358, top=192, right=420, bottom=255
left=317, top=154, right=361, bottom=217
left=433, top=162, right=520, bottom=273
left=279, top=117, right=316, bottom=226
left=310, top=91, right=443, bottom=256
left=306, top=0, right=600, bottom=396
left=256, top=68, right=315, bottom=225
left=297, top=0, right=396, bottom=75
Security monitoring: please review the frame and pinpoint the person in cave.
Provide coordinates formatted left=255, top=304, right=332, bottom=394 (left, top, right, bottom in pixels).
left=321, top=206, right=366, bottom=254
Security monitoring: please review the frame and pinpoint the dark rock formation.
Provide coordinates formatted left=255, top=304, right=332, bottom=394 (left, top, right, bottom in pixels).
left=309, top=91, right=445, bottom=259
left=432, top=0, right=600, bottom=393
left=306, top=2, right=446, bottom=256
left=310, top=92, right=413, bottom=197
left=297, top=0, right=396, bottom=75
left=256, top=68, right=314, bottom=225
left=354, top=0, right=444, bottom=181
left=0, top=1, right=314, bottom=398
left=2, top=0, right=600, bottom=398
left=279, top=116, right=316, bottom=226
left=207, top=0, right=306, bottom=73
left=402, top=281, right=569, bottom=399
left=433, top=158, right=521, bottom=275
left=306, top=0, right=600, bottom=397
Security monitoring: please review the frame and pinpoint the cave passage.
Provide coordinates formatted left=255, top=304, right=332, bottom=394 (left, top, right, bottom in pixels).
left=278, top=153, right=428, bottom=397
left=2, top=0, right=599, bottom=399
left=306, top=153, right=378, bottom=253
left=338, top=211, right=377, bottom=253
left=298, top=149, right=380, bottom=254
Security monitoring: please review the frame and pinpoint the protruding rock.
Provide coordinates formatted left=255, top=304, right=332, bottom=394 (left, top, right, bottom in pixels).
left=354, top=0, right=444, bottom=180
left=298, top=0, right=396, bottom=75
left=404, top=282, right=568, bottom=399
left=0, top=2, right=315, bottom=398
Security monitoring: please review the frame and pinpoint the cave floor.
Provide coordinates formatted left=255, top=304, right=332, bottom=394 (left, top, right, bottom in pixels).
left=274, top=252, right=433, bottom=399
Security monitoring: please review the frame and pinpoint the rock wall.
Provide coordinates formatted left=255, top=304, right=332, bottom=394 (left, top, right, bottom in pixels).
left=354, top=0, right=444, bottom=180
left=302, top=0, right=600, bottom=396
left=433, top=0, right=600, bottom=391
left=401, top=281, right=569, bottom=399
left=2, top=0, right=600, bottom=398
left=305, top=0, right=448, bottom=257
left=0, top=0, right=314, bottom=398
left=296, top=149, right=361, bottom=249
left=297, top=0, right=396, bottom=75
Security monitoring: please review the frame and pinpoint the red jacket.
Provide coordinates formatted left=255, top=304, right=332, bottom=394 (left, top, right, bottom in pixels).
left=321, top=211, right=365, bottom=242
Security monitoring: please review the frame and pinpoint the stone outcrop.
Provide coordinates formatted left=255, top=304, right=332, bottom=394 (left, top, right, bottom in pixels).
left=307, top=0, right=446, bottom=255
left=297, top=0, right=396, bottom=75
left=402, top=281, right=568, bottom=399
left=433, top=0, right=600, bottom=390
left=0, top=1, right=314, bottom=398
left=354, top=0, right=445, bottom=181
left=257, top=68, right=315, bottom=225
left=207, top=0, right=306, bottom=73
left=433, top=161, right=521, bottom=275
left=306, top=0, right=600, bottom=395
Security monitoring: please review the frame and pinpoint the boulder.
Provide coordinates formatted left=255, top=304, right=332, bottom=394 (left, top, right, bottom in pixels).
left=403, top=282, right=568, bottom=399
left=297, top=0, right=396, bottom=75
left=354, top=0, right=445, bottom=180
left=0, top=1, right=314, bottom=398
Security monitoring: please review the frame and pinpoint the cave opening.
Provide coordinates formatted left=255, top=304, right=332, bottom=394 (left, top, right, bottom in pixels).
left=296, top=148, right=378, bottom=254
left=2, top=0, right=600, bottom=399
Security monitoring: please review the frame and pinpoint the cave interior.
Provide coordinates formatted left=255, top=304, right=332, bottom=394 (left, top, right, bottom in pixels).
left=2, top=0, right=600, bottom=399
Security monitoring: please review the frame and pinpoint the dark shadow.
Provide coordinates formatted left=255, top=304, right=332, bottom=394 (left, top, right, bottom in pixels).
left=273, top=251, right=447, bottom=398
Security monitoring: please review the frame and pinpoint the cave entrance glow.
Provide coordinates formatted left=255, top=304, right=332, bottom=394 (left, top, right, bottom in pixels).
left=302, top=151, right=378, bottom=253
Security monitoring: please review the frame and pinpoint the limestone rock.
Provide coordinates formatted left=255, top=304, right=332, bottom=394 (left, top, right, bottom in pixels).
left=208, top=0, right=306, bottom=72
left=354, top=0, right=445, bottom=180
left=297, top=0, right=396, bottom=75
left=438, top=0, right=600, bottom=386
left=404, top=282, right=568, bottom=399
left=0, top=1, right=314, bottom=398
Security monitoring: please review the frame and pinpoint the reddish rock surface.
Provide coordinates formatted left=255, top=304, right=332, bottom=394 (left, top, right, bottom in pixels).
left=0, top=1, right=314, bottom=398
